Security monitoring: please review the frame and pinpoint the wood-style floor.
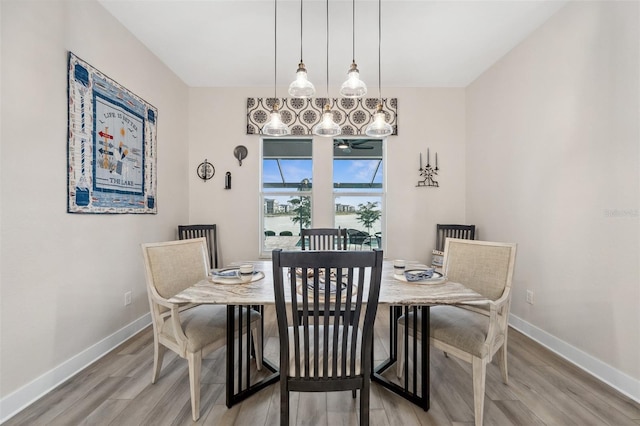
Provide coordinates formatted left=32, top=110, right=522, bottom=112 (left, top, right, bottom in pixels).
left=6, top=305, right=639, bottom=426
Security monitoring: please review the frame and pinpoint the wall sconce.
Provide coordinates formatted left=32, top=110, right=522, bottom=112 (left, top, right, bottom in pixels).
left=417, top=149, right=439, bottom=187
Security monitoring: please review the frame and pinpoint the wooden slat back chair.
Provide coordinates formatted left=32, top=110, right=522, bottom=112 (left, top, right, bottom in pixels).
left=272, top=249, right=384, bottom=426
left=300, top=228, right=350, bottom=323
left=432, top=224, right=476, bottom=268
left=141, top=238, right=262, bottom=421
left=397, top=238, right=517, bottom=426
left=301, top=228, right=348, bottom=251
left=178, top=224, right=218, bottom=269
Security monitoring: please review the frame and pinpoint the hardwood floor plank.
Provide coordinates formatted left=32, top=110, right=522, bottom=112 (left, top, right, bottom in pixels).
left=77, top=398, right=131, bottom=425
left=295, top=392, right=328, bottom=426
left=7, top=307, right=638, bottom=426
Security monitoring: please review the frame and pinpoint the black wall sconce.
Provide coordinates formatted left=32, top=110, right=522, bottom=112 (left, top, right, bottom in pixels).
left=224, top=172, right=232, bottom=189
left=417, top=149, right=439, bottom=187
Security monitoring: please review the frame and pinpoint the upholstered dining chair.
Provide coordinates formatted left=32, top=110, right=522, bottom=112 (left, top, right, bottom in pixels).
left=178, top=224, right=219, bottom=269
left=397, top=238, right=517, bottom=426
left=301, top=228, right=348, bottom=251
left=141, top=238, right=262, bottom=421
left=272, top=249, right=384, bottom=426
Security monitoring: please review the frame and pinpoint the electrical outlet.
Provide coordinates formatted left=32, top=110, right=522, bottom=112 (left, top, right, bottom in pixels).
left=124, top=291, right=132, bottom=306
left=526, top=290, right=534, bottom=305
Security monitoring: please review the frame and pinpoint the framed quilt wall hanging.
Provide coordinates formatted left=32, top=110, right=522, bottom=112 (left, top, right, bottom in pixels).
left=67, top=52, right=157, bottom=214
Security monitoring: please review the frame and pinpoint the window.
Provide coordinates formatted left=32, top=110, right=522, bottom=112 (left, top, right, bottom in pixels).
left=261, top=137, right=385, bottom=255
left=333, top=139, right=384, bottom=250
left=262, top=139, right=312, bottom=253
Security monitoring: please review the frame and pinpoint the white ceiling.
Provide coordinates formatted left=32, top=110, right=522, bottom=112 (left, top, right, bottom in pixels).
left=98, top=0, right=567, bottom=88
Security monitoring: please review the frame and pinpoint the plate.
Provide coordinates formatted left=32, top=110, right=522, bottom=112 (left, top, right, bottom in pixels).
left=211, top=269, right=264, bottom=284
left=393, top=270, right=447, bottom=284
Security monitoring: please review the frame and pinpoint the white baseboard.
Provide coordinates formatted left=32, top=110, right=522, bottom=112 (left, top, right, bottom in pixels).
left=509, top=313, right=640, bottom=403
left=0, top=313, right=151, bottom=424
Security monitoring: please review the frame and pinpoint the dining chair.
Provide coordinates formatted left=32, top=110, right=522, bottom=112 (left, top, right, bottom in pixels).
left=346, top=229, right=371, bottom=250
left=397, top=238, right=517, bottom=426
left=431, top=224, right=476, bottom=268
left=301, top=228, right=348, bottom=251
left=178, top=224, right=219, bottom=269
left=300, top=228, right=350, bottom=323
left=272, top=249, right=384, bottom=426
left=141, top=238, right=262, bottom=421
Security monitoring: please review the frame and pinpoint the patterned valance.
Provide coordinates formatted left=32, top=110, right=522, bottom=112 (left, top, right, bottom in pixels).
left=247, top=97, right=397, bottom=136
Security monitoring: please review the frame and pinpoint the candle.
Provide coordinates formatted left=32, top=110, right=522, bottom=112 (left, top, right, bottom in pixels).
left=420, top=153, right=423, bottom=170
left=427, top=148, right=430, bottom=166
left=435, top=152, right=438, bottom=169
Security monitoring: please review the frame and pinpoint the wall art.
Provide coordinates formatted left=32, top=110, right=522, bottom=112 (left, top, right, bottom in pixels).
left=67, top=52, right=157, bottom=214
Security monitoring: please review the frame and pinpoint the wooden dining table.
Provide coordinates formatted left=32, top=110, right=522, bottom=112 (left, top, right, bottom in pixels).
left=168, top=260, right=488, bottom=410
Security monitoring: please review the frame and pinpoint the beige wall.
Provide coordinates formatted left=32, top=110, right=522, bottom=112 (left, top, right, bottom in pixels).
left=467, top=0, right=639, bottom=384
left=187, top=87, right=467, bottom=264
left=0, top=0, right=189, bottom=410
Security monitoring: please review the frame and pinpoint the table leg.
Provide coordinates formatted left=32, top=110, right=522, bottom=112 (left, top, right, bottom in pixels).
left=225, top=305, right=279, bottom=408
left=372, top=305, right=430, bottom=410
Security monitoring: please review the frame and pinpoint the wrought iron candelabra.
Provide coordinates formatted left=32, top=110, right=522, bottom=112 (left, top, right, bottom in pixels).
left=417, top=148, right=439, bottom=187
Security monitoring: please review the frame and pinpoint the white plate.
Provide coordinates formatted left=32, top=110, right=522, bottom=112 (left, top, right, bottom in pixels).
left=211, top=270, right=265, bottom=284
left=393, top=270, right=447, bottom=284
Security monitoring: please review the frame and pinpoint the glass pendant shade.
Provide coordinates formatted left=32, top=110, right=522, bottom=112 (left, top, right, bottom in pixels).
left=288, top=63, right=315, bottom=98
left=263, top=104, right=290, bottom=136
left=313, top=104, right=341, bottom=137
left=365, top=104, right=393, bottom=137
left=340, top=62, right=367, bottom=98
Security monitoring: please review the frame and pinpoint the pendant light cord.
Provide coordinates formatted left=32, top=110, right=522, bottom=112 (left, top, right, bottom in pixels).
left=274, top=0, right=277, bottom=100
left=299, top=0, right=303, bottom=62
left=378, top=0, right=382, bottom=103
left=325, top=0, right=329, bottom=106
left=352, top=0, right=355, bottom=63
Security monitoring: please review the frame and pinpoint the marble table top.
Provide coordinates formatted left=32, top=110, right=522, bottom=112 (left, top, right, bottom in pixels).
left=168, top=260, right=487, bottom=306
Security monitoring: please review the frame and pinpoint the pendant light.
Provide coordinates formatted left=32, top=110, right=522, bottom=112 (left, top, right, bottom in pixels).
left=339, top=0, right=367, bottom=98
left=288, top=0, right=315, bottom=98
left=312, top=0, right=341, bottom=137
left=365, top=0, right=393, bottom=137
left=263, top=0, right=290, bottom=136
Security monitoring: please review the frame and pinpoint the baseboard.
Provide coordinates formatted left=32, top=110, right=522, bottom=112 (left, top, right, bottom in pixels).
left=0, top=313, right=151, bottom=424
left=509, top=313, right=640, bottom=403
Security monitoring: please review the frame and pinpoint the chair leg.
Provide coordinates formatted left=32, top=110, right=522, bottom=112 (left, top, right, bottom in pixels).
left=151, top=338, right=165, bottom=384
left=187, top=351, right=202, bottom=421
left=396, top=323, right=405, bottom=378
left=471, top=356, right=487, bottom=426
left=251, top=322, right=263, bottom=371
left=280, top=378, right=289, bottom=426
left=360, top=381, right=370, bottom=426
left=497, top=341, right=508, bottom=384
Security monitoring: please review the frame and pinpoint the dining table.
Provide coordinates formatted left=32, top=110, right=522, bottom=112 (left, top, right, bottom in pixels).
left=168, top=259, right=488, bottom=410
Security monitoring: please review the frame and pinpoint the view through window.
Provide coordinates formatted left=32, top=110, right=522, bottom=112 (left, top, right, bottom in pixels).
left=261, top=138, right=384, bottom=254
left=333, top=138, right=384, bottom=250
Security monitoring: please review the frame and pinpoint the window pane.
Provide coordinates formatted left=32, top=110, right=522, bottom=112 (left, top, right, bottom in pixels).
left=333, top=139, right=383, bottom=191
left=335, top=195, right=383, bottom=250
left=262, top=138, right=312, bottom=254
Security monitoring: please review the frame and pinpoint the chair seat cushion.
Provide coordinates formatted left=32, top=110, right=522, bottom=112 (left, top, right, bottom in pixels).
left=286, top=325, right=362, bottom=377
left=398, top=306, right=490, bottom=358
left=161, top=305, right=260, bottom=352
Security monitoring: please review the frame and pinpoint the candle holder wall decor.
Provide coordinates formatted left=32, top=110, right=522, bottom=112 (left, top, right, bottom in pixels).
left=416, top=148, right=439, bottom=187
left=197, top=159, right=215, bottom=182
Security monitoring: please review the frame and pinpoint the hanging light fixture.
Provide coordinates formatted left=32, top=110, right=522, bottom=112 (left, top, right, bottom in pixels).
left=313, top=0, right=341, bottom=137
left=339, top=0, right=367, bottom=98
left=288, top=0, right=315, bottom=98
left=263, top=0, right=290, bottom=136
left=365, top=0, right=393, bottom=137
